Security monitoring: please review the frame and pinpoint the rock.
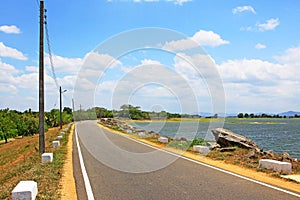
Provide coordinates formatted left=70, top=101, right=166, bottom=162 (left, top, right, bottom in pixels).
left=264, top=150, right=276, bottom=159
left=205, top=142, right=220, bottom=150
left=193, top=145, right=210, bottom=154
left=42, top=153, right=53, bottom=163
left=279, top=152, right=293, bottom=162
left=246, top=149, right=258, bottom=159
left=12, top=181, right=38, bottom=200
left=211, top=128, right=262, bottom=151
left=259, top=159, right=292, bottom=174
left=220, top=147, right=236, bottom=152
left=158, top=136, right=168, bottom=143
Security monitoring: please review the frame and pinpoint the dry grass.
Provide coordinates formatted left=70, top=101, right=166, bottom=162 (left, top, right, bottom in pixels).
left=207, top=148, right=300, bottom=177
left=0, top=126, right=70, bottom=200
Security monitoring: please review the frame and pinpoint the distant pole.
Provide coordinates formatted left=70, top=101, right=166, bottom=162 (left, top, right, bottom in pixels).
left=60, top=86, right=62, bottom=129
left=39, top=0, right=45, bottom=153
left=72, top=98, right=75, bottom=112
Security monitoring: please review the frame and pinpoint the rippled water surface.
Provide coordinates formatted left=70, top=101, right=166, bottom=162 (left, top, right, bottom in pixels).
left=133, top=119, right=300, bottom=159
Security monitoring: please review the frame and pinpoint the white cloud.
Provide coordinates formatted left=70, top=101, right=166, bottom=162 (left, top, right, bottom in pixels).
left=172, top=0, right=192, bottom=5
left=241, top=18, right=280, bottom=32
left=0, top=60, right=19, bottom=93
left=163, top=30, right=229, bottom=51
left=0, top=42, right=27, bottom=60
left=25, top=66, right=38, bottom=73
left=45, top=53, right=82, bottom=75
left=217, top=46, right=300, bottom=112
left=0, top=25, right=21, bottom=34
left=232, top=6, right=256, bottom=14
left=274, top=46, right=300, bottom=65
left=255, top=43, right=266, bottom=49
left=84, top=52, right=121, bottom=70
left=258, top=18, right=280, bottom=31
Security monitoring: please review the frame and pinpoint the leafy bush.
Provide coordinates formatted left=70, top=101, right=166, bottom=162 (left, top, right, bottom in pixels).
left=190, top=138, right=207, bottom=146
left=0, top=108, right=73, bottom=141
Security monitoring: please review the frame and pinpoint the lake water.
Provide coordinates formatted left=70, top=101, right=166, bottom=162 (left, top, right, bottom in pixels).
left=132, top=119, right=300, bottom=159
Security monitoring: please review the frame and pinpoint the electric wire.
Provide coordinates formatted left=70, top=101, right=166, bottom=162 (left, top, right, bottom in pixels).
left=44, top=15, right=59, bottom=90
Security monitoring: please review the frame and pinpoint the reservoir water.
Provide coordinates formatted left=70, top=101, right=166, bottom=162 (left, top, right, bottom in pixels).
left=133, top=118, right=300, bottom=159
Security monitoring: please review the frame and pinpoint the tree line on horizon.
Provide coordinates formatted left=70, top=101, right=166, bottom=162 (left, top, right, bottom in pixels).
left=0, top=107, right=73, bottom=143
left=73, top=104, right=201, bottom=121
left=237, top=112, right=300, bottom=119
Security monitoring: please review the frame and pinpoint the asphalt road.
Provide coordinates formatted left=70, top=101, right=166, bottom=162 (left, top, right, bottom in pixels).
left=73, top=120, right=300, bottom=200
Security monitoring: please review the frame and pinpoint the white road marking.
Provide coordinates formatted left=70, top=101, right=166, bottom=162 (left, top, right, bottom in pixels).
left=75, top=125, right=95, bottom=200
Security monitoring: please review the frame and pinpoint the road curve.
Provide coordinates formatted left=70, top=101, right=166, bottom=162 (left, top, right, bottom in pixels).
left=73, top=120, right=300, bottom=200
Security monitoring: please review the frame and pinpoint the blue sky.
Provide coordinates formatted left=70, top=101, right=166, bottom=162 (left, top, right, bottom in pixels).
left=1, top=0, right=300, bottom=114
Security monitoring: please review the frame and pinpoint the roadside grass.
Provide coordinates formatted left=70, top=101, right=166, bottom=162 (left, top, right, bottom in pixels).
left=0, top=125, right=70, bottom=200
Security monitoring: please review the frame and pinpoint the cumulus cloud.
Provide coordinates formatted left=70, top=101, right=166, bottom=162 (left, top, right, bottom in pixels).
left=0, top=60, right=20, bottom=91
left=25, top=66, right=38, bottom=73
left=0, top=53, right=83, bottom=110
left=217, top=46, right=300, bottom=112
left=0, top=42, right=27, bottom=60
left=255, top=43, right=266, bottom=49
left=45, top=53, right=82, bottom=75
left=258, top=18, right=280, bottom=31
left=163, top=30, right=229, bottom=51
left=241, top=18, right=280, bottom=32
left=83, top=52, right=121, bottom=70
left=274, top=46, right=300, bottom=64
left=232, top=6, right=256, bottom=14
left=0, top=25, right=21, bottom=34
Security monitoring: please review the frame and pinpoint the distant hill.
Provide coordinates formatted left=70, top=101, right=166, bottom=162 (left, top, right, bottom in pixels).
left=278, top=111, right=300, bottom=117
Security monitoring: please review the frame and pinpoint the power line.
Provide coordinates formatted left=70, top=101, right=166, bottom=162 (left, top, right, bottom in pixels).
left=35, top=0, right=39, bottom=7
left=44, top=10, right=59, bottom=89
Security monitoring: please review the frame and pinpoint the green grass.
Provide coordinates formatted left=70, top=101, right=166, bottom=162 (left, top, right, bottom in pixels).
left=167, top=141, right=192, bottom=150
left=0, top=125, right=71, bottom=200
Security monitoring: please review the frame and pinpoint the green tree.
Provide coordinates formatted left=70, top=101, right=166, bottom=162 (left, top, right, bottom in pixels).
left=237, top=113, right=244, bottom=118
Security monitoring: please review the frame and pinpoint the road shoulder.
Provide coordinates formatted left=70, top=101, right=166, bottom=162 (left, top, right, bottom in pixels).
left=60, top=124, right=78, bottom=200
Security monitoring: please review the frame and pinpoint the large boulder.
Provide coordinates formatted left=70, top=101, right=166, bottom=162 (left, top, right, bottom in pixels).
left=211, top=128, right=262, bottom=152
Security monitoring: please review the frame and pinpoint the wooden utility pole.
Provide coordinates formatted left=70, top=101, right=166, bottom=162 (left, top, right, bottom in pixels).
left=72, top=98, right=75, bottom=112
left=60, top=86, right=62, bottom=129
left=39, top=0, right=45, bottom=153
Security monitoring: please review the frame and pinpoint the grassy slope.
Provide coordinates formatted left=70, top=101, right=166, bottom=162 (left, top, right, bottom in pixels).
left=0, top=126, right=70, bottom=200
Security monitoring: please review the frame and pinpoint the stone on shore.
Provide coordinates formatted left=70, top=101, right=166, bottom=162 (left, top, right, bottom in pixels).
left=211, top=128, right=262, bottom=152
left=193, top=145, right=210, bottom=154
left=259, top=159, right=292, bottom=174
left=158, top=136, right=168, bottom=143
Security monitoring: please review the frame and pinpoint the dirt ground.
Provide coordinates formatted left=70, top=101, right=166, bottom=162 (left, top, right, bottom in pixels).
left=59, top=124, right=77, bottom=200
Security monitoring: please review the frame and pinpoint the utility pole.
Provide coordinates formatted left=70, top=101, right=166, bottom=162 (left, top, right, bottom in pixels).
left=59, top=86, right=62, bottom=129
left=59, top=86, right=67, bottom=129
left=39, top=0, right=45, bottom=153
left=72, top=98, right=75, bottom=112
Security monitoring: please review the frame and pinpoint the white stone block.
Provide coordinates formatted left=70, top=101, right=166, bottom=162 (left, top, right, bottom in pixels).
left=158, top=136, right=168, bottom=143
left=12, top=181, right=38, bottom=200
left=52, top=140, right=60, bottom=147
left=193, top=145, right=210, bottom=154
left=138, top=132, right=146, bottom=138
left=42, top=153, right=53, bottom=163
left=57, top=135, right=63, bottom=140
left=259, top=159, right=292, bottom=174
left=60, top=131, right=65, bottom=135
left=126, top=130, right=133, bottom=134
